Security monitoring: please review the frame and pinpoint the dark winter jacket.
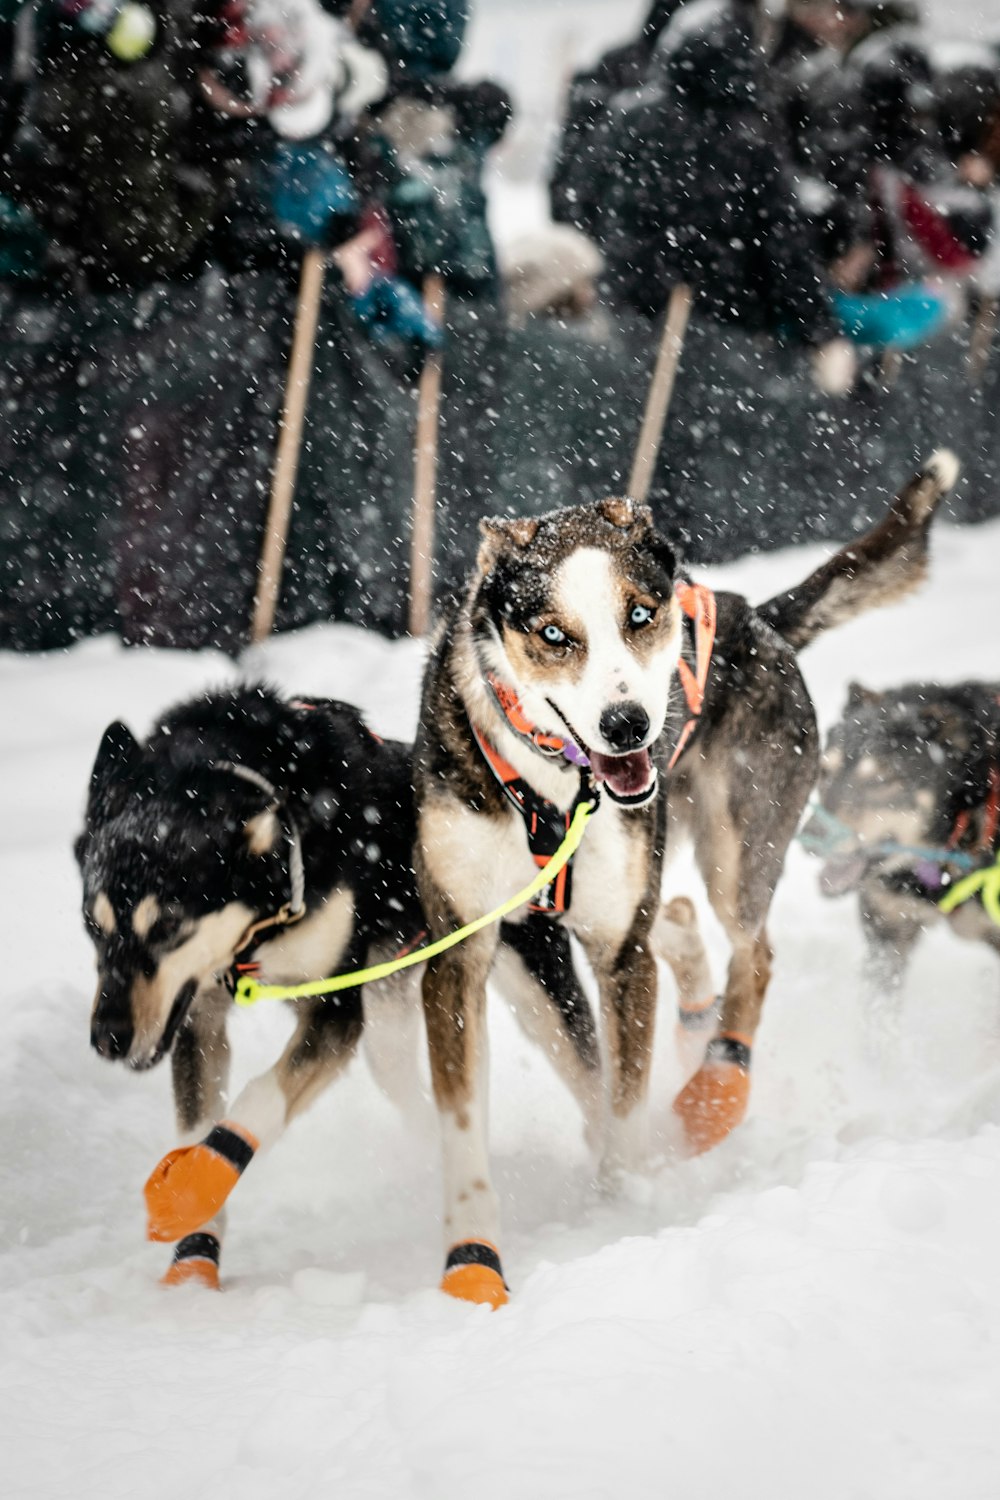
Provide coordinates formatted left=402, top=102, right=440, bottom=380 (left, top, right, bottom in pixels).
left=4, top=0, right=230, bottom=289
left=550, top=0, right=684, bottom=235
left=601, top=0, right=839, bottom=346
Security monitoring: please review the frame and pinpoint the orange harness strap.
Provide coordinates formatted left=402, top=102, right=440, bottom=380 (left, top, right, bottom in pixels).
left=471, top=722, right=580, bottom=915
left=948, top=764, right=1000, bottom=857
left=669, top=581, right=718, bottom=770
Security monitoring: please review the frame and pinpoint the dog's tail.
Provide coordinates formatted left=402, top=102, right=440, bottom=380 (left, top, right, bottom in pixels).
left=759, top=450, right=959, bottom=652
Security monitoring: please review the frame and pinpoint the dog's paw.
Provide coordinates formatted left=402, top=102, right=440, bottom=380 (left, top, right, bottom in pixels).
left=672, top=1035, right=751, bottom=1155
left=440, top=1241, right=509, bottom=1309
left=145, top=1123, right=257, bottom=1243
left=160, top=1232, right=222, bottom=1290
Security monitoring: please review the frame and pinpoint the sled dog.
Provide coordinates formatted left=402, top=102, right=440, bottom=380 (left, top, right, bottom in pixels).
left=76, top=687, right=430, bottom=1285
left=415, top=452, right=958, bottom=1306
left=806, top=677, right=1000, bottom=1004
left=77, top=685, right=603, bottom=1287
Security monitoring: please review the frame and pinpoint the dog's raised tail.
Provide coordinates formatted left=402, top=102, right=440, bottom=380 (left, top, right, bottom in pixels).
left=759, top=450, right=959, bottom=652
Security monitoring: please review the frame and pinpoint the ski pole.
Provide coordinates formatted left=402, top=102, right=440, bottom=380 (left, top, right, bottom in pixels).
left=408, top=272, right=446, bottom=637
left=628, top=282, right=693, bottom=505
left=251, top=247, right=327, bottom=644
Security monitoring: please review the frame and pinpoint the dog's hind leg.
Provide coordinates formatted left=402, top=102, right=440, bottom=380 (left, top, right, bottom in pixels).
left=145, top=995, right=364, bottom=1248
left=672, top=758, right=801, bottom=1156
left=161, top=987, right=231, bottom=1288
left=494, top=918, right=603, bottom=1151
left=652, top=896, right=718, bottom=1075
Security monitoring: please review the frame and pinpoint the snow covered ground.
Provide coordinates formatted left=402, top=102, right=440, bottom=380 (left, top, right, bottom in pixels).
left=4, top=499, right=1000, bottom=1498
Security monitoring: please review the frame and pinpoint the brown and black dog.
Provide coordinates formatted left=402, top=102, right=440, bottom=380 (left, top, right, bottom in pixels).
left=414, top=452, right=958, bottom=1306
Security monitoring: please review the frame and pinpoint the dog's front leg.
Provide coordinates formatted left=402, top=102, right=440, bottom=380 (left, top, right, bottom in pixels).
left=146, top=995, right=364, bottom=1254
left=160, top=988, right=231, bottom=1288
left=859, top=881, right=923, bottom=1055
left=581, top=923, right=659, bottom=1183
left=422, top=930, right=507, bottom=1308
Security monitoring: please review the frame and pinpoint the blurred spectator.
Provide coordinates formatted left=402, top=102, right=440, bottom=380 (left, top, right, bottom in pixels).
left=856, top=33, right=994, bottom=281
left=598, top=0, right=856, bottom=390
left=349, top=0, right=510, bottom=301
left=4, top=0, right=230, bottom=288
left=550, top=0, right=683, bottom=236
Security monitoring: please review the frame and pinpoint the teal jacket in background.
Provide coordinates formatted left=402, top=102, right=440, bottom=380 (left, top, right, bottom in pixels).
left=358, top=0, right=469, bottom=79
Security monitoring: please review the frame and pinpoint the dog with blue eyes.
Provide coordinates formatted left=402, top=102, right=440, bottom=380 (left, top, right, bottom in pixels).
left=414, top=463, right=957, bottom=1307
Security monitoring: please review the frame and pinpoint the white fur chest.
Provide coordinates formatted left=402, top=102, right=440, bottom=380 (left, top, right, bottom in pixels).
left=565, top=799, right=649, bottom=947
left=253, top=888, right=355, bottom=984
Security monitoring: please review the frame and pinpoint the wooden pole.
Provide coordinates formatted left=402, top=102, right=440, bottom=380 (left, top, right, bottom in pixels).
left=408, top=273, right=446, bottom=637
left=250, top=247, right=327, bottom=645
left=628, top=283, right=693, bottom=505
left=968, top=294, right=998, bottom=384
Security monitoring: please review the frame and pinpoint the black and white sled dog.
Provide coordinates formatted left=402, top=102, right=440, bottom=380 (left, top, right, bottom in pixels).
left=76, top=687, right=428, bottom=1285
left=76, top=684, right=629, bottom=1287
left=806, top=677, right=1000, bottom=1005
left=415, top=453, right=958, bottom=1306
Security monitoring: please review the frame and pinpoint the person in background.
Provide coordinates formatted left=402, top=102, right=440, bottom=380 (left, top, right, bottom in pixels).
left=550, top=0, right=682, bottom=240
left=600, top=0, right=858, bottom=393
left=3, top=0, right=229, bottom=288
left=352, top=0, right=511, bottom=302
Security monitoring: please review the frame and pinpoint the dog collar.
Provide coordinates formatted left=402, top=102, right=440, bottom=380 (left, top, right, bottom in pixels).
left=211, top=760, right=307, bottom=993
left=484, top=674, right=589, bottom=767
left=470, top=719, right=597, bottom=918
left=669, top=580, right=717, bottom=769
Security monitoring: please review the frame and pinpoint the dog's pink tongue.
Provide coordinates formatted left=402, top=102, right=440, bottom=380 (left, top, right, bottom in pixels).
left=589, top=748, right=654, bottom=798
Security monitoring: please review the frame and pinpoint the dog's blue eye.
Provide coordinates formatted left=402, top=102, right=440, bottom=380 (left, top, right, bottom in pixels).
left=541, top=624, right=567, bottom=646
left=629, top=604, right=654, bottom=627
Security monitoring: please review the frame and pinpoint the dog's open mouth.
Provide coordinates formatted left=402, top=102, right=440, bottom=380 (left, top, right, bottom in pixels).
left=588, top=748, right=658, bottom=807
left=130, top=979, right=198, bottom=1071
left=819, top=851, right=870, bottom=897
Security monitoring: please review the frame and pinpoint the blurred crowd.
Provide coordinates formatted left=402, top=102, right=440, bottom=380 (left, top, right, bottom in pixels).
left=1, top=0, right=999, bottom=385
left=0, top=0, right=506, bottom=354
left=550, top=0, right=1000, bottom=390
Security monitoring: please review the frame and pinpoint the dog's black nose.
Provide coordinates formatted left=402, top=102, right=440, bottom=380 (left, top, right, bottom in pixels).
left=599, top=701, right=650, bottom=753
left=91, top=1007, right=133, bottom=1060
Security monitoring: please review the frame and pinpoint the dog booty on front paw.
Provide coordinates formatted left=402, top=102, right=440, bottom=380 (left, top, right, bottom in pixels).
left=440, top=1241, right=509, bottom=1309
left=160, top=1232, right=222, bottom=1290
left=672, top=1034, right=751, bottom=1155
left=145, top=1122, right=258, bottom=1243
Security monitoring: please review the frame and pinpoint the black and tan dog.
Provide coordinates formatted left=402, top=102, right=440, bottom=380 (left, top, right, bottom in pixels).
left=77, top=684, right=618, bottom=1287
left=76, top=686, right=428, bottom=1286
left=807, top=677, right=1000, bottom=1006
left=415, top=452, right=958, bottom=1307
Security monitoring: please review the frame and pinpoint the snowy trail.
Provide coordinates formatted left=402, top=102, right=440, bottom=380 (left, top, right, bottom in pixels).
left=4, top=517, right=1000, bottom=1498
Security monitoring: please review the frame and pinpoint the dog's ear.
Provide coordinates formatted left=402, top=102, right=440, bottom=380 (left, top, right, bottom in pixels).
left=846, top=682, right=882, bottom=711
left=598, top=496, right=653, bottom=533
left=477, top=515, right=540, bottom=574
left=918, top=701, right=973, bottom=755
left=84, top=721, right=145, bottom=829
left=244, top=808, right=281, bottom=855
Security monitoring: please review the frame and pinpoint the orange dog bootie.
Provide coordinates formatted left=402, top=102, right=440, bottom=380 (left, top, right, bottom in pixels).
left=441, top=1241, right=509, bottom=1309
left=160, top=1232, right=222, bottom=1290
left=673, top=1034, right=752, bottom=1155
left=145, top=1122, right=258, bottom=1243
